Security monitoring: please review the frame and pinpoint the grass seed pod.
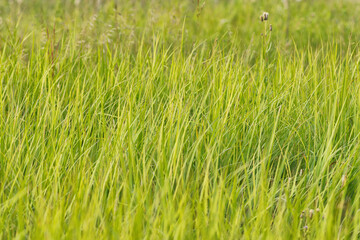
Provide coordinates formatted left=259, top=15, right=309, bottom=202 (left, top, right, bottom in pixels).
left=263, top=12, right=269, bottom=21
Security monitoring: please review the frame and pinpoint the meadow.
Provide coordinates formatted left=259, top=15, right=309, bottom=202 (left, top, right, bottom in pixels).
left=1, top=0, right=360, bottom=239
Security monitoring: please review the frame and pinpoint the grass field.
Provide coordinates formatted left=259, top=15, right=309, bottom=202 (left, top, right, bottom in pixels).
left=1, top=0, right=360, bottom=239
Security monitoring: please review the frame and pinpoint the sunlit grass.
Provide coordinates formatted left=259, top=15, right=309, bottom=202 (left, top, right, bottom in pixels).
left=1, top=0, right=360, bottom=239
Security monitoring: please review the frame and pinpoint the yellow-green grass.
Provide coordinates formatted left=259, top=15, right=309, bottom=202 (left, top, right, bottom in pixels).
left=1, top=0, right=360, bottom=239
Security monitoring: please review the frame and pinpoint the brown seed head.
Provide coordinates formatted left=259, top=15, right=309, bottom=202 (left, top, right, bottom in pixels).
left=260, top=15, right=264, bottom=22
left=309, top=209, right=314, bottom=219
left=263, top=12, right=269, bottom=21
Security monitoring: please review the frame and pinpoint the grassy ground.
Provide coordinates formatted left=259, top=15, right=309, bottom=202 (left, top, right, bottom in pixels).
left=1, top=0, right=360, bottom=239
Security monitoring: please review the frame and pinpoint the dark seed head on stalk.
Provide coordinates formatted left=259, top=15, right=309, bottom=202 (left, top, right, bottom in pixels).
left=263, top=12, right=269, bottom=21
left=309, top=209, right=314, bottom=219
left=260, top=15, right=264, bottom=22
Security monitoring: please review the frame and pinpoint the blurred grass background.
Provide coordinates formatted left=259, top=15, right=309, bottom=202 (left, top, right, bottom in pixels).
left=0, top=0, right=359, bottom=52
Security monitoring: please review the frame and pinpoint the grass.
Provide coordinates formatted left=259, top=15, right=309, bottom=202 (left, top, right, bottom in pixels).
left=1, top=0, right=360, bottom=239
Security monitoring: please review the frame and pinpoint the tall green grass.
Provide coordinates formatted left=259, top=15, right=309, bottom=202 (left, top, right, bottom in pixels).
left=1, top=0, right=360, bottom=239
